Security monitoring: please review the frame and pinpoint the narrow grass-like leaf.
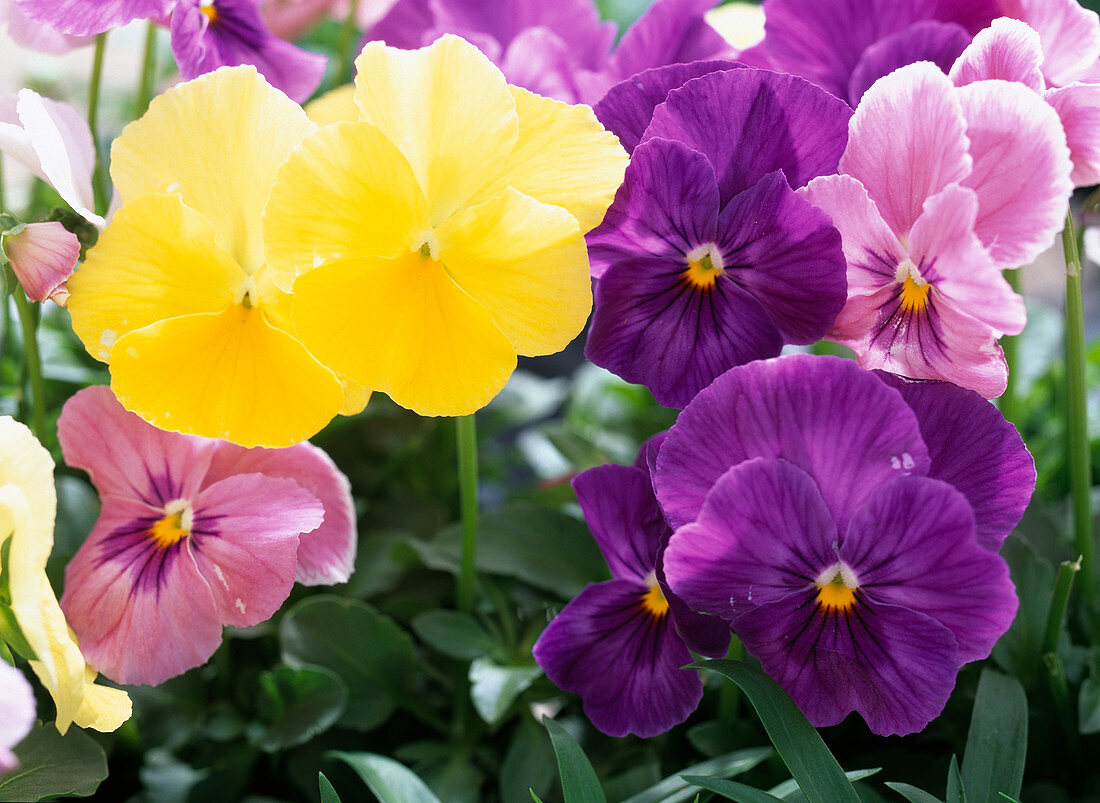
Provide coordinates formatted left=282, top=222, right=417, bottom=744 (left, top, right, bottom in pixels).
left=681, top=775, right=784, bottom=802
left=961, top=669, right=1027, bottom=801
left=319, top=772, right=341, bottom=803
left=621, top=747, right=771, bottom=803
left=768, top=768, right=880, bottom=800
left=946, top=756, right=966, bottom=803
left=884, top=783, right=943, bottom=803
left=331, top=751, right=442, bottom=803
left=691, top=660, right=859, bottom=803
left=542, top=717, right=606, bottom=803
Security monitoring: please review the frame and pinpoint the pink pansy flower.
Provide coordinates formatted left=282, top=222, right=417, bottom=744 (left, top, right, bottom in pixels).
left=0, top=0, right=90, bottom=53
left=57, top=386, right=357, bottom=686
left=2, top=221, right=80, bottom=305
left=0, top=90, right=103, bottom=229
left=951, top=14, right=1100, bottom=186
left=802, top=62, right=1072, bottom=397
left=0, top=661, right=35, bottom=776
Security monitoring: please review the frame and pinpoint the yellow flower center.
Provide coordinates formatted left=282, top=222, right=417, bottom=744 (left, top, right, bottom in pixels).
left=814, top=561, right=858, bottom=614
left=895, top=259, right=931, bottom=314
left=200, top=1, right=219, bottom=23
left=639, top=574, right=670, bottom=619
left=683, top=244, right=725, bottom=290
left=149, top=501, right=192, bottom=549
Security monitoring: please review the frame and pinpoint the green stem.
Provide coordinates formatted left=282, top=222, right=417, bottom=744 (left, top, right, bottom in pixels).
left=136, top=22, right=158, bottom=116
left=455, top=414, right=479, bottom=613
left=1063, top=210, right=1094, bottom=604
left=999, top=268, right=1023, bottom=426
left=717, top=638, right=744, bottom=723
left=1040, top=559, right=1083, bottom=765
left=336, top=0, right=362, bottom=85
left=1042, top=558, right=1082, bottom=656
left=12, top=290, right=47, bottom=445
left=87, top=33, right=109, bottom=216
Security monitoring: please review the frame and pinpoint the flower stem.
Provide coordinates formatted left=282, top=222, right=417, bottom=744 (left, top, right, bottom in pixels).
left=1042, top=558, right=1082, bottom=763
left=337, top=0, right=362, bottom=84
left=999, top=268, right=1023, bottom=426
left=455, top=414, right=479, bottom=613
left=136, top=22, right=158, bottom=116
left=1063, top=210, right=1094, bottom=604
left=87, top=32, right=109, bottom=216
left=12, top=289, right=47, bottom=445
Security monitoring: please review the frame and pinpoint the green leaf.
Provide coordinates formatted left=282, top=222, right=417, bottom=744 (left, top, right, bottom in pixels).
left=0, top=721, right=108, bottom=801
left=331, top=752, right=442, bottom=803
left=468, top=657, right=542, bottom=725
left=531, top=792, right=545, bottom=802
left=681, top=775, right=784, bottom=803
left=501, top=718, right=555, bottom=803
left=251, top=664, right=348, bottom=752
left=691, top=660, right=860, bottom=803
left=542, top=717, right=606, bottom=803
left=946, top=756, right=966, bottom=803
left=884, top=782, right=943, bottom=803
left=319, top=772, right=341, bottom=803
left=280, top=596, right=418, bottom=732
left=621, top=747, right=772, bottom=803
left=1078, top=647, right=1100, bottom=734
left=767, top=769, right=880, bottom=801
left=412, top=610, right=496, bottom=660
left=960, top=669, right=1027, bottom=801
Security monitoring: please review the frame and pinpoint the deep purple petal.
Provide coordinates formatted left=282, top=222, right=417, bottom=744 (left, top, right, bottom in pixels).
left=847, top=20, right=971, bottom=105
left=634, top=431, right=668, bottom=478
left=656, top=557, right=731, bottom=658
left=717, top=170, right=847, bottom=344
left=14, top=0, right=174, bottom=36
left=873, top=372, right=1035, bottom=552
left=586, top=255, right=784, bottom=408
left=571, top=463, right=669, bottom=583
left=532, top=580, right=702, bottom=738
left=642, top=67, right=852, bottom=199
left=365, top=0, right=436, bottom=49
left=655, top=354, right=930, bottom=531
left=843, top=475, right=1018, bottom=663
left=606, top=0, right=734, bottom=86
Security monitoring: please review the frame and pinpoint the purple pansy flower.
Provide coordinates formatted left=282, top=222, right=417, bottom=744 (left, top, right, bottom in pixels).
left=584, top=65, right=850, bottom=409
left=533, top=437, right=729, bottom=738
left=57, top=386, right=356, bottom=685
left=658, top=355, right=1030, bottom=736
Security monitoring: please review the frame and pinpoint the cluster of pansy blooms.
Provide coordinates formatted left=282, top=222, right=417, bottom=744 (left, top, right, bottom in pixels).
left=0, top=0, right=1096, bottom=769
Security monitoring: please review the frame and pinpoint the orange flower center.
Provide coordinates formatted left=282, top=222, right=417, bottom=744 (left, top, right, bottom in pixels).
left=200, top=2, right=219, bottom=23
left=149, top=501, right=192, bottom=549
left=683, top=244, right=724, bottom=290
left=814, top=561, right=858, bottom=613
left=640, top=577, right=670, bottom=618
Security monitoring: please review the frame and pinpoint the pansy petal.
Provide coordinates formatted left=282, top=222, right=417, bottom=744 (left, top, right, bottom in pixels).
left=848, top=21, right=971, bottom=105
left=293, top=254, right=517, bottom=416
left=840, top=62, right=971, bottom=238
left=73, top=672, right=132, bottom=733
left=304, top=83, right=358, bottom=126
left=109, top=307, right=346, bottom=447
left=607, top=0, right=733, bottom=84
left=999, top=0, right=1100, bottom=86
left=353, top=36, right=518, bottom=224
left=664, top=458, right=838, bottom=620
left=1046, top=82, right=1100, bottom=187
left=0, top=661, right=35, bottom=763
left=13, top=0, right=173, bottom=35
left=532, top=579, right=702, bottom=738
left=66, top=194, right=244, bottom=362
left=203, top=441, right=356, bottom=585
left=60, top=496, right=224, bottom=686
left=874, top=373, right=1035, bottom=551
left=656, top=555, right=731, bottom=658
left=845, top=476, right=1018, bottom=663
left=956, top=79, right=1072, bottom=269
left=434, top=187, right=589, bottom=356
left=111, top=66, right=316, bottom=272
left=189, top=473, right=321, bottom=626
left=3, top=221, right=78, bottom=304
left=263, top=121, right=429, bottom=291
left=949, top=17, right=1045, bottom=91
left=58, top=386, right=215, bottom=506
left=0, top=419, right=56, bottom=562
left=655, top=354, right=929, bottom=530
left=572, top=463, right=667, bottom=583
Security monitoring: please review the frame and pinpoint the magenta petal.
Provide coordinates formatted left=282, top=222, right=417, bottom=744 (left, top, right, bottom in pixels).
left=874, top=373, right=1035, bottom=552
left=1046, top=82, right=1100, bottom=187
left=3, top=221, right=79, bottom=304
left=203, top=441, right=356, bottom=585
left=845, top=476, right=1018, bottom=663
left=60, top=497, right=223, bottom=686
left=606, top=0, right=733, bottom=85
left=58, top=386, right=215, bottom=507
left=366, top=0, right=436, bottom=49
left=655, top=354, right=929, bottom=531
left=949, top=17, right=1045, bottom=90
left=847, top=20, right=971, bottom=105
left=13, top=0, right=174, bottom=36
left=189, top=473, right=323, bottom=627
left=532, top=580, right=702, bottom=738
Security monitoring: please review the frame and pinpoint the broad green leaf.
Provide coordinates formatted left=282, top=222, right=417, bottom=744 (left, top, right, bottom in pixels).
left=251, top=664, right=348, bottom=752
left=992, top=534, right=1055, bottom=685
left=884, top=783, right=943, bottom=803
left=692, top=660, right=860, bottom=803
left=946, top=756, right=966, bottom=803
left=0, top=721, right=107, bottom=801
left=1078, top=647, right=1100, bottom=734
left=681, top=775, right=783, bottom=803
left=767, top=769, right=880, bottom=800
left=621, top=747, right=772, bottom=803
left=412, top=610, right=496, bottom=660
left=960, top=669, right=1027, bottom=801
left=542, top=717, right=606, bottom=803
left=418, top=757, right=483, bottom=803
left=469, top=657, right=542, bottom=725
left=319, top=772, right=341, bottom=803
left=501, top=718, right=555, bottom=803
left=331, top=752, right=442, bottom=803
left=280, top=596, right=417, bottom=731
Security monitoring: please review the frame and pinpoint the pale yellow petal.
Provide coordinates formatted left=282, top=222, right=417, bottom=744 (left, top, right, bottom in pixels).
left=109, top=306, right=345, bottom=448
left=111, top=66, right=316, bottom=272
left=67, top=195, right=244, bottom=361
left=305, top=84, right=359, bottom=126
left=436, top=188, right=591, bottom=356
left=263, top=121, right=429, bottom=291
left=0, top=417, right=55, bottom=557
left=353, top=36, right=518, bottom=224
left=469, top=86, right=628, bottom=233
left=73, top=668, right=133, bottom=732
left=294, top=255, right=517, bottom=416
left=339, top=380, right=372, bottom=416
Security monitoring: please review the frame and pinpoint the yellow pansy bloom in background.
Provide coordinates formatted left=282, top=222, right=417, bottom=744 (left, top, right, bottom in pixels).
left=66, top=67, right=351, bottom=448
left=0, top=417, right=131, bottom=734
left=263, top=35, right=628, bottom=417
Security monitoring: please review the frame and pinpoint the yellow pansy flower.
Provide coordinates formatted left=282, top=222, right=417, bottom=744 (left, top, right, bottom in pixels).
left=0, top=417, right=131, bottom=734
left=263, top=35, right=628, bottom=417
left=66, top=67, right=351, bottom=448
